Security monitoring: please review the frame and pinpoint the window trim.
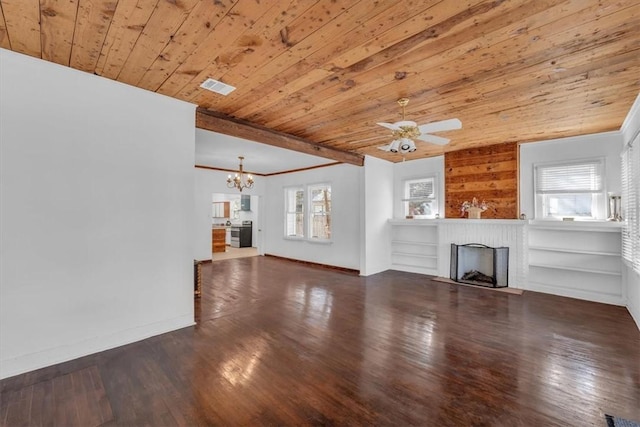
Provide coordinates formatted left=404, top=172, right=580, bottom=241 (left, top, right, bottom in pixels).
left=533, top=157, right=606, bottom=220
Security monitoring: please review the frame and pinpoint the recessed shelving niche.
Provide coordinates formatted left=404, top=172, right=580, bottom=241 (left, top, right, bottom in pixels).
left=390, top=220, right=438, bottom=275
left=528, top=222, right=623, bottom=305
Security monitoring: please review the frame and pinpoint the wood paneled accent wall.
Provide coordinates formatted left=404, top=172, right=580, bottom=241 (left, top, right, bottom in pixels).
left=445, top=142, right=518, bottom=219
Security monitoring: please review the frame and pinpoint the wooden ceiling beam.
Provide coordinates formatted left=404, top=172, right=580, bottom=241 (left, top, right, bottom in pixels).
left=195, top=108, right=364, bottom=167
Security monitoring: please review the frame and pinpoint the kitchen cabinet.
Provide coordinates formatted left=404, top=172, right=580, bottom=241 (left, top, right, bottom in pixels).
left=225, top=228, right=231, bottom=245
left=213, top=202, right=230, bottom=218
left=212, top=228, right=226, bottom=253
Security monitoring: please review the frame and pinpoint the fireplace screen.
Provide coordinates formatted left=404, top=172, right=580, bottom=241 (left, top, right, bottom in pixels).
left=450, top=243, right=509, bottom=288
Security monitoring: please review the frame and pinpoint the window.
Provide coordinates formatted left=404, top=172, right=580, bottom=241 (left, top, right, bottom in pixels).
left=309, top=184, right=331, bottom=240
left=534, top=159, right=605, bottom=219
left=403, top=177, right=437, bottom=218
left=284, top=184, right=332, bottom=241
left=621, top=136, right=640, bottom=274
left=285, top=187, right=304, bottom=238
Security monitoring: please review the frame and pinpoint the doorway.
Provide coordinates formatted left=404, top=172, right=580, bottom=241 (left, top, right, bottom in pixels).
left=211, top=192, right=260, bottom=261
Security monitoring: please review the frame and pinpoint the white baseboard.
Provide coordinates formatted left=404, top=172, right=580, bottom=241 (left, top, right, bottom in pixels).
left=0, top=314, right=195, bottom=380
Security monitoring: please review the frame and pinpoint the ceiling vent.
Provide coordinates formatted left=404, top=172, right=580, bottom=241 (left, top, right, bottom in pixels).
left=200, top=78, right=236, bottom=95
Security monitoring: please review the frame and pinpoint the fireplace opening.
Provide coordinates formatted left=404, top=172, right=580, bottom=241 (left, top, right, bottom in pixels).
left=450, top=243, right=509, bottom=288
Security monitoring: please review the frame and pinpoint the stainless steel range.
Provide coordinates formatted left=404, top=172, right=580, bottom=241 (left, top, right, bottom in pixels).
left=230, top=220, right=252, bottom=248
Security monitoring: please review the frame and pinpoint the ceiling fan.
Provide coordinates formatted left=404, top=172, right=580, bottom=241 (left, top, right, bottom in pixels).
left=377, top=98, right=462, bottom=154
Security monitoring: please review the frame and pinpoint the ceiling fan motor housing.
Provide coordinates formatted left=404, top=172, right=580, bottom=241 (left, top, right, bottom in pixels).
left=392, top=124, right=421, bottom=140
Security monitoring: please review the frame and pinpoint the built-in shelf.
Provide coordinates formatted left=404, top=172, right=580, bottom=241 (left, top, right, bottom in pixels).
left=392, top=251, right=437, bottom=260
left=528, top=281, right=623, bottom=299
left=390, top=220, right=439, bottom=276
left=388, top=219, right=438, bottom=226
left=390, top=262, right=438, bottom=273
left=528, top=246, right=621, bottom=257
left=528, top=221, right=623, bottom=233
left=391, top=240, right=437, bottom=247
left=392, top=262, right=434, bottom=267
left=388, top=218, right=623, bottom=305
left=527, top=222, right=623, bottom=304
left=529, top=263, right=622, bottom=276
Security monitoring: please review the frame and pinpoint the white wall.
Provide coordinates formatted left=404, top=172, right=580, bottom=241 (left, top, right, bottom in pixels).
left=519, top=132, right=623, bottom=220
left=360, top=156, right=393, bottom=276
left=264, top=163, right=361, bottom=270
left=0, top=49, right=196, bottom=379
left=620, top=93, right=640, bottom=330
left=194, top=168, right=265, bottom=261
left=393, top=156, right=445, bottom=218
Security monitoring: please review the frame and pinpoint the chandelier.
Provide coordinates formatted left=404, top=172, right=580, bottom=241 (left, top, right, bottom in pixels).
left=227, top=156, right=254, bottom=192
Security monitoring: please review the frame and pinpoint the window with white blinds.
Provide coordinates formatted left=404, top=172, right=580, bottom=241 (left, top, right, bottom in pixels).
left=534, top=159, right=605, bottom=219
left=621, top=137, right=640, bottom=274
left=403, top=177, right=437, bottom=218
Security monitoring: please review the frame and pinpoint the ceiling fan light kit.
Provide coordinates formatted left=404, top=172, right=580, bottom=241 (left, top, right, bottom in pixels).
left=399, top=138, right=417, bottom=152
left=377, top=98, right=462, bottom=154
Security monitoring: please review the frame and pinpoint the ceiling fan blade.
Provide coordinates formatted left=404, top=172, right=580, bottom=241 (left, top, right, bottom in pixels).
left=377, top=122, right=401, bottom=131
left=418, top=118, right=462, bottom=134
left=417, top=133, right=450, bottom=145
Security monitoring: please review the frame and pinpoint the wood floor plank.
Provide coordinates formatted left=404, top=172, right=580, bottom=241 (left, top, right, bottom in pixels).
left=0, top=256, right=639, bottom=426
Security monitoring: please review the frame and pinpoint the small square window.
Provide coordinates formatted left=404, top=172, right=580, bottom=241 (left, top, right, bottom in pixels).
left=404, top=177, right=437, bottom=218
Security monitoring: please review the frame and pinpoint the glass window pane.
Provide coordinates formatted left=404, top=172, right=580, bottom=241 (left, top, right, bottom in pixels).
left=309, top=184, right=331, bottom=240
left=543, top=194, right=594, bottom=217
left=285, top=187, right=304, bottom=237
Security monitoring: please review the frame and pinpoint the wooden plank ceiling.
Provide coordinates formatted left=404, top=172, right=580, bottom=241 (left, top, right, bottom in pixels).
left=1, top=0, right=639, bottom=162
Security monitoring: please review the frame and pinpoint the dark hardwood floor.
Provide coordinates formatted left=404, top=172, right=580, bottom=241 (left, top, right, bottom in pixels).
left=2, top=256, right=639, bottom=426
